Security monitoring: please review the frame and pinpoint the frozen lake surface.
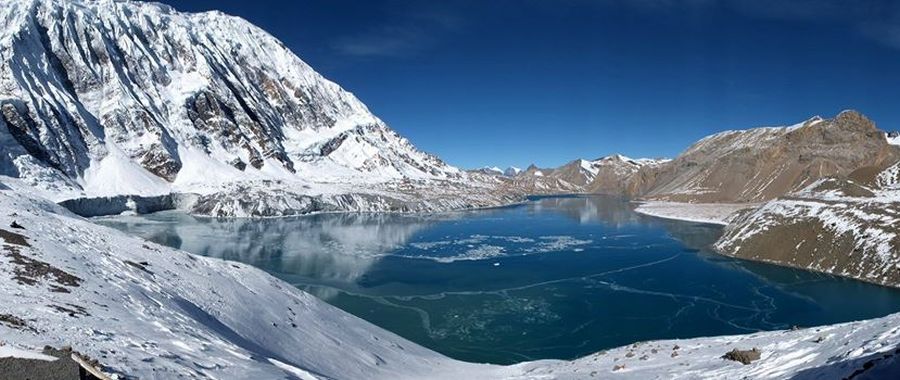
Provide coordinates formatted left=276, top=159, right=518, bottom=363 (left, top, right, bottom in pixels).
left=98, top=195, right=900, bottom=364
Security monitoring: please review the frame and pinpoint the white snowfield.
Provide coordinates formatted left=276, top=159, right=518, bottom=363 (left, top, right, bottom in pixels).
left=0, top=345, right=57, bottom=361
left=1, top=179, right=899, bottom=379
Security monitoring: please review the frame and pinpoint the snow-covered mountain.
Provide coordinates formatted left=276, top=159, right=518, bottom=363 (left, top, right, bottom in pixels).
left=887, top=131, right=900, bottom=146
left=582, top=155, right=669, bottom=194
left=0, top=0, right=461, bottom=203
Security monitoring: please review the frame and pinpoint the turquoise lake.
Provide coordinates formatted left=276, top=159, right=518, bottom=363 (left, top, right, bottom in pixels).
left=96, top=195, right=900, bottom=364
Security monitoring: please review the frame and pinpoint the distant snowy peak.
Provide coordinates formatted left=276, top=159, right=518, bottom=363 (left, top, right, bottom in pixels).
left=474, top=166, right=504, bottom=175
left=522, top=164, right=545, bottom=177
left=501, top=155, right=668, bottom=191
left=0, top=0, right=459, bottom=200
left=596, top=154, right=670, bottom=167
left=557, top=155, right=667, bottom=185
left=471, top=166, right=523, bottom=177
left=511, top=156, right=667, bottom=188
left=503, top=166, right=522, bottom=176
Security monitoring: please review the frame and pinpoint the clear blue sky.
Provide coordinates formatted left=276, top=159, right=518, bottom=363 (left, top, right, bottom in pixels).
left=158, top=0, right=900, bottom=169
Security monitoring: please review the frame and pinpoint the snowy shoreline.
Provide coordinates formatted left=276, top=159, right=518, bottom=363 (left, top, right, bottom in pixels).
left=632, top=201, right=759, bottom=226
left=57, top=190, right=531, bottom=219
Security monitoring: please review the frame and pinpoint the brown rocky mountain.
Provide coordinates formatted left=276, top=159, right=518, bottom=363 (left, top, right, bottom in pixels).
left=520, top=164, right=550, bottom=177
left=547, top=160, right=596, bottom=187
left=586, top=155, right=669, bottom=195
left=631, top=110, right=900, bottom=203
left=694, top=112, right=900, bottom=289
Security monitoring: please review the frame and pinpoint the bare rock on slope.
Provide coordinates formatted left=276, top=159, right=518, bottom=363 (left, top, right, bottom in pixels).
left=722, top=348, right=761, bottom=365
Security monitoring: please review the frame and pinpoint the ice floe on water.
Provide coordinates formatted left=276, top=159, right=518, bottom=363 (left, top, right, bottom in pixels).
left=421, top=245, right=510, bottom=263
left=428, top=297, right=560, bottom=343
left=402, top=234, right=593, bottom=262
left=524, top=236, right=592, bottom=253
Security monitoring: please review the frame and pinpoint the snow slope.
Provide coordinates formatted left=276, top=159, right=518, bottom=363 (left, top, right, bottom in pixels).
left=2, top=178, right=899, bottom=379
left=887, top=132, right=900, bottom=146
left=511, top=313, right=900, bottom=379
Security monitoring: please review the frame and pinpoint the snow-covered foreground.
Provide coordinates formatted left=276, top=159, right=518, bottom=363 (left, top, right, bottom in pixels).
left=632, top=201, right=756, bottom=226
left=0, top=178, right=494, bottom=379
left=1, top=178, right=899, bottom=379
left=512, top=314, right=900, bottom=379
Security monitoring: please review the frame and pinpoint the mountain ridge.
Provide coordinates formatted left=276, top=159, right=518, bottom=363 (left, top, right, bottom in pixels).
left=630, top=110, right=900, bottom=203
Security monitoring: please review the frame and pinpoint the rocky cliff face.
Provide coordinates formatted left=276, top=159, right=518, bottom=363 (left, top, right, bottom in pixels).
left=634, top=111, right=900, bottom=203
left=0, top=0, right=459, bottom=201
